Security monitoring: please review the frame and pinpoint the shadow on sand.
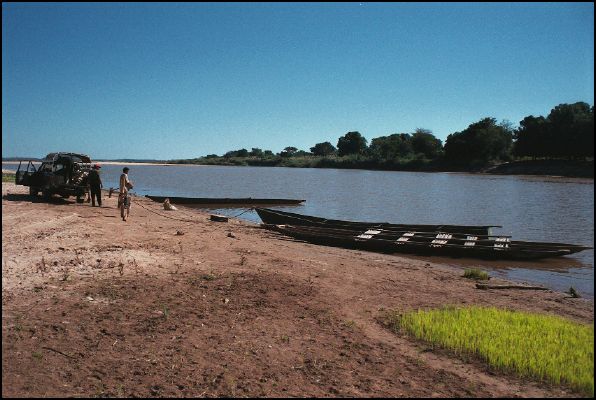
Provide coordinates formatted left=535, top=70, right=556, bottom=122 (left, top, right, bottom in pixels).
left=3, top=193, right=74, bottom=205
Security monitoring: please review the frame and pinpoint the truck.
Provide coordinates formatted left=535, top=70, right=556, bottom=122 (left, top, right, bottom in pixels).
left=15, top=152, right=93, bottom=202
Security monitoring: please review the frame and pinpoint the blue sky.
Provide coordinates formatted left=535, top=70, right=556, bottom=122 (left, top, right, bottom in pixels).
left=2, top=2, right=594, bottom=160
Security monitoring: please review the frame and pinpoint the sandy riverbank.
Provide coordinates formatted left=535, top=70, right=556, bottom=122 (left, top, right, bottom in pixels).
left=2, top=181, right=593, bottom=397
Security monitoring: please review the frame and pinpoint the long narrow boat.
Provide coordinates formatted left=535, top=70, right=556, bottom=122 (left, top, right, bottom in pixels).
left=255, top=207, right=499, bottom=236
left=262, top=224, right=592, bottom=260
left=146, top=195, right=305, bottom=206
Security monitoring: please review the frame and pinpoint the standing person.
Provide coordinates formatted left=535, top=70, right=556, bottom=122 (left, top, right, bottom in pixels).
left=88, top=164, right=103, bottom=207
left=119, top=167, right=133, bottom=221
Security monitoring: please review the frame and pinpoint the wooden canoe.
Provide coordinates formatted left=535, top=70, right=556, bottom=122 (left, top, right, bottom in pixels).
left=262, top=224, right=592, bottom=260
left=255, top=207, right=499, bottom=236
left=146, top=195, right=305, bottom=206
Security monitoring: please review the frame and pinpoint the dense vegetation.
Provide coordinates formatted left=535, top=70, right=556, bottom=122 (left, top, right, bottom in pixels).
left=389, top=306, right=594, bottom=396
left=170, top=101, right=593, bottom=174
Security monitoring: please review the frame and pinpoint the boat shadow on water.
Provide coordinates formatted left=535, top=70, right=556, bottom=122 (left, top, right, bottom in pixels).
left=403, top=253, right=593, bottom=273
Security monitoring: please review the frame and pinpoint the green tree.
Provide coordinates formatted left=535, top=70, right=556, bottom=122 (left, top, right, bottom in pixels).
left=310, top=141, right=337, bottom=156
left=337, top=131, right=368, bottom=156
left=369, top=133, right=413, bottom=159
left=249, top=148, right=264, bottom=157
left=224, top=148, right=249, bottom=158
left=444, top=118, right=513, bottom=165
left=411, top=128, right=443, bottom=159
left=546, top=102, right=593, bottom=159
left=279, top=146, right=298, bottom=157
left=513, top=116, right=548, bottom=158
left=578, top=106, right=594, bottom=158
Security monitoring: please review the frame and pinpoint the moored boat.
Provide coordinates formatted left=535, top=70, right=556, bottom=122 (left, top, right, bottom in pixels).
left=146, top=195, right=305, bottom=206
left=262, top=224, right=592, bottom=260
left=255, top=207, right=499, bottom=236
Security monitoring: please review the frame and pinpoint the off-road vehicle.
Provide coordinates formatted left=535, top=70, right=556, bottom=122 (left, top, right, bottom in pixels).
left=15, top=152, right=93, bottom=202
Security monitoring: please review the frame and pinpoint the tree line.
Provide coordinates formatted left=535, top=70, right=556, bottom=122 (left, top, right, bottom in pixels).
left=172, top=101, right=593, bottom=170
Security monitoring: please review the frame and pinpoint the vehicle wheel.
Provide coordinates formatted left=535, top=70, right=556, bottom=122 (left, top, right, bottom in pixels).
left=29, top=186, right=39, bottom=196
left=42, top=190, right=52, bottom=200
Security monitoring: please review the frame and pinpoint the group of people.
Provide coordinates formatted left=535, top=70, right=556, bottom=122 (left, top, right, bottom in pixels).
left=86, top=165, right=133, bottom=222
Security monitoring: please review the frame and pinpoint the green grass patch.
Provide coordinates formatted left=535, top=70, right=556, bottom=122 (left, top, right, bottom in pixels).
left=2, top=173, right=15, bottom=183
left=389, top=306, right=594, bottom=396
left=463, top=268, right=490, bottom=280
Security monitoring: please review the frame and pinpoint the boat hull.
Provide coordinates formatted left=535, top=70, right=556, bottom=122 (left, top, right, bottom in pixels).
left=263, top=224, right=588, bottom=260
left=146, top=195, right=305, bottom=206
left=256, top=207, right=498, bottom=236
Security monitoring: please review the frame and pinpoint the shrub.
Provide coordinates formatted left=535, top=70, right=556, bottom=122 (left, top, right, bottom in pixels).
left=463, top=268, right=490, bottom=280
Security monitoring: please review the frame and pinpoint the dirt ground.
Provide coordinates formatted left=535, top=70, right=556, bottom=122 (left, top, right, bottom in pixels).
left=2, top=181, right=593, bottom=398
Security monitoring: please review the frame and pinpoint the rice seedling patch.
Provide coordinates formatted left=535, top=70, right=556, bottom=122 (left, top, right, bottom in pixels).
left=390, top=306, right=594, bottom=396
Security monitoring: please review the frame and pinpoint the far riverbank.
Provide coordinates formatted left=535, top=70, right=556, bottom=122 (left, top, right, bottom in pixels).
left=3, top=159, right=593, bottom=178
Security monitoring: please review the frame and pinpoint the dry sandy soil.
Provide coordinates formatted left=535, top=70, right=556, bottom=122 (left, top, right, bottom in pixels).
left=2, top=181, right=593, bottom=398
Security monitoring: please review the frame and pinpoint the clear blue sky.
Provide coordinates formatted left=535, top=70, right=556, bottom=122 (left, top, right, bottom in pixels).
left=2, top=2, right=594, bottom=160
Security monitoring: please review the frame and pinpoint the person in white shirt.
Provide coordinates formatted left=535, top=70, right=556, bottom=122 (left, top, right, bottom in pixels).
left=118, top=167, right=133, bottom=221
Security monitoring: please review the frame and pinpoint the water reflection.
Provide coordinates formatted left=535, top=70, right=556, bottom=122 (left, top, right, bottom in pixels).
left=415, top=253, right=591, bottom=273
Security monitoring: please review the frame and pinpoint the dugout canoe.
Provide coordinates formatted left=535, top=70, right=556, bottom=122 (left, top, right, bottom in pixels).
left=146, top=195, right=305, bottom=206
left=262, top=224, right=592, bottom=260
left=255, top=207, right=499, bottom=236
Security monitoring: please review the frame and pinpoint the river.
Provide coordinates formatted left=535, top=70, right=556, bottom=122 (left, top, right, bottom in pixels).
left=4, top=162, right=594, bottom=298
